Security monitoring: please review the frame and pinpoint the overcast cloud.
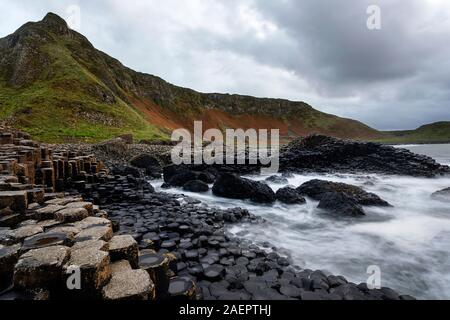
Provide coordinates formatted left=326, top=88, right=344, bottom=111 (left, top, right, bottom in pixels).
left=1, top=0, right=449, bottom=130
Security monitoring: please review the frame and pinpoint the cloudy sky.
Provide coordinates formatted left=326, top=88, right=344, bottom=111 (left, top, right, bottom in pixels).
left=1, top=0, right=449, bottom=130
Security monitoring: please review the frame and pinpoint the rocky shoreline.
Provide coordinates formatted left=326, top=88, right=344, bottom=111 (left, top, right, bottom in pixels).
left=4, top=128, right=444, bottom=300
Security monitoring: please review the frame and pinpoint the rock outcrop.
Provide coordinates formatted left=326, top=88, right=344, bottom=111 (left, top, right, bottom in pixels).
left=281, top=135, right=450, bottom=177
left=297, top=180, right=390, bottom=206
left=431, top=187, right=450, bottom=202
left=275, top=187, right=306, bottom=205
left=297, top=179, right=390, bottom=217
left=212, top=173, right=276, bottom=204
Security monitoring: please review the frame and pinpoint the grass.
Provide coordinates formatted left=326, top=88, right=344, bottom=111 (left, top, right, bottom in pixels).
left=374, top=122, right=450, bottom=144
left=0, top=40, right=168, bottom=143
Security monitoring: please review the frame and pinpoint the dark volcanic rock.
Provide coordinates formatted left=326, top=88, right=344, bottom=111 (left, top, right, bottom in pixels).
left=318, top=192, right=366, bottom=217
left=431, top=187, right=450, bottom=202
left=266, top=175, right=289, bottom=185
left=130, top=154, right=161, bottom=169
left=212, top=174, right=275, bottom=204
left=281, top=135, right=450, bottom=177
left=297, top=179, right=390, bottom=207
left=276, top=187, right=306, bottom=205
left=183, top=180, right=209, bottom=193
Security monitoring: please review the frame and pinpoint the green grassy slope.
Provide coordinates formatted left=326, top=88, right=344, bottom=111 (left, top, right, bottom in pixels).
left=373, top=122, right=450, bottom=144
left=0, top=15, right=166, bottom=143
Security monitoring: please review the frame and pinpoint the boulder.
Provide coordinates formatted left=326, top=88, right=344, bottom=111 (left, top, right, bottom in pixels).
left=130, top=154, right=161, bottom=169
left=108, top=235, right=139, bottom=268
left=183, top=180, right=210, bottom=193
left=431, top=187, right=450, bottom=202
left=212, top=173, right=275, bottom=204
left=297, top=179, right=390, bottom=206
left=266, top=175, right=289, bottom=185
left=13, top=245, right=70, bottom=289
left=318, top=192, right=366, bottom=217
left=276, top=187, right=306, bottom=205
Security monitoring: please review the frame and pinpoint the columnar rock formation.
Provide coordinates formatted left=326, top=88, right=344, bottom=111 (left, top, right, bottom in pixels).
left=0, top=127, right=415, bottom=301
left=0, top=127, right=196, bottom=300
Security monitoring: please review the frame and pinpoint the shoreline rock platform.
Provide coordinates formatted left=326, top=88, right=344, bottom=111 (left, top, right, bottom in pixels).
left=0, top=127, right=418, bottom=300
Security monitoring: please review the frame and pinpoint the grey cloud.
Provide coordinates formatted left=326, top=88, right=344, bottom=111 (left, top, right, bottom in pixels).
left=0, top=0, right=449, bottom=130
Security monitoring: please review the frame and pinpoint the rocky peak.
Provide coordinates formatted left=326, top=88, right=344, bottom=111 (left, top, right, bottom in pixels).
left=40, top=12, right=71, bottom=36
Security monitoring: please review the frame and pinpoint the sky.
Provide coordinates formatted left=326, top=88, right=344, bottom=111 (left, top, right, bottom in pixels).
left=1, top=0, right=449, bottom=130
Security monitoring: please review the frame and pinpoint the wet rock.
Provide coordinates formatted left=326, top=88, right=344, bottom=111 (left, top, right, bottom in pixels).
left=102, top=269, right=155, bottom=301
left=183, top=180, right=209, bottom=193
left=21, top=232, right=73, bottom=252
left=204, top=265, right=225, bottom=282
left=108, top=235, right=139, bottom=268
left=331, top=283, right=366, bottom=300
left=431, top=187, right=450, bottom=202
left=225, top=265, right=249, bottom=289
left=297, top=179, right=390, bottom=206
left=0, top=288, right=50, bottom=301
left=130, top=154, right=161, bottom=169
left=168, top=277, right=198, bottom=300
left=13, top=245, right=70, bottom=289
left=318, top=192, right=366, bottom=217
left=212, top=174, right=275, bottom=204
left=266, top=175, right=289, bottom=185
left=279, top=284, right=302, bottom=298
left=139, top=250, right=170, bottom=299
left=276, top=187, right=306, bottom=205
left=163, top=165, right=199, bottom=187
